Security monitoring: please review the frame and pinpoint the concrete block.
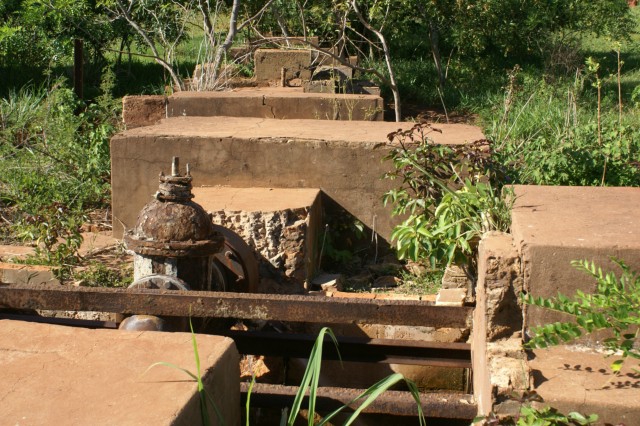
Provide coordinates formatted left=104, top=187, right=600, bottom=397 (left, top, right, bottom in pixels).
left=303, top=80, right=337, bottom=94
left=254, top=49, right=312, bottom=82
left=435, top=288, right=466, bottom=306
left=311, top=272, right=344, bottom=292
left=0, top=320, right=240, bottom=425
left=312, top=65, right=353, bottom=81
left=529, top=346, right=640, bottom=425
left=472, top=231, right=525, bottom=416
left=166, top=88, right=384, bottom=121
left=110, top=117, right=485, bottom=242
left=193, top=186, right=321, bottom=294
left=122, top=95, right=165, bottom=129
left=511, top=186, right=640, bottom=334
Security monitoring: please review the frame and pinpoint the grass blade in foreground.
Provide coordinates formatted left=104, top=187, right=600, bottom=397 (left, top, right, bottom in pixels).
left=144, top=319, right=225, bottom=425
left=287, top=326, right=425, bottom=425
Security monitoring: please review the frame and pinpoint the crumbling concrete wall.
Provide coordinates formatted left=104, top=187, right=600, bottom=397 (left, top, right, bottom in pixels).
left=210, top=208, right=313, bottom=294
left=472, top=231, right=529, bottom=416
left=111, top=117, right=484, bottom=242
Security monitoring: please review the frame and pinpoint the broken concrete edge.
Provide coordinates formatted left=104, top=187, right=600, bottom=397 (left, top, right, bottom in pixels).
left=0, top=320, right=240, bottom=426
left=472, top=231, right=529, bottom=417
left=122, top=95, right=167, bottom=129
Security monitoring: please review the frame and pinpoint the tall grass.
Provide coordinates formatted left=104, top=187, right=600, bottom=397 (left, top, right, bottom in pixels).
left=283, top=327, right=426, bottom=426
left=480, top=67, right=640, bottom=187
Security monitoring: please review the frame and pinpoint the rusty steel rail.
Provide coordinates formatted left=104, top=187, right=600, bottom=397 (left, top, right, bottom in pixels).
left=0, top=283, right=472, bottom=328
left=240, top=383, right=477, bottom=419
left=222, top=330, right=471, bottom=368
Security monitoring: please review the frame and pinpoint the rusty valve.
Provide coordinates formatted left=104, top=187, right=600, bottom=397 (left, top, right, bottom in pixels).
left=123, top=157, right=224, bottom=291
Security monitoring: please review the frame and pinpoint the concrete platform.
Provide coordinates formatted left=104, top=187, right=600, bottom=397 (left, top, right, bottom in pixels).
left=193, top=187, right=322, bottom=293
left=111, top=116, right=484, bottom=240
left=529, top=346, right=640, bottom=425
left=0, top=319, right=240, bottom=425
left=168, top=88, right=383, bottom=121
left=510, top=185, right=640, bottom=330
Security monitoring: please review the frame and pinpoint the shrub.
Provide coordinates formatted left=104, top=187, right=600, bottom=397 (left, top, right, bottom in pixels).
left=383, top=123, right=511, bottom=273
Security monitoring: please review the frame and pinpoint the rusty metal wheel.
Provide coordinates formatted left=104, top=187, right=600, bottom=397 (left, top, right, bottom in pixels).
left=212, top=225, right=259, bottom=293
left=127, top=274, right=191, bottom=291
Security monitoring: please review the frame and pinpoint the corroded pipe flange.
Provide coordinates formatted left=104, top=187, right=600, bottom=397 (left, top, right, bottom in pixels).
left=124, top=157, right=224, bottom=257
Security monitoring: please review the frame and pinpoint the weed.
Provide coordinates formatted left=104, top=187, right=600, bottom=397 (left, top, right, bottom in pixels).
left=396, top=269, right=443, bottom=295
left=73, top=261, right=133, bottom=288
left=284, top=326, right=425, bottom=425
left=474, top=390, right=598, bottom=425
left=383, top=123, right=511, bottom=273
left=145, top=319, right=225, bottom=425
left=13, top=203, right=85, bottom=281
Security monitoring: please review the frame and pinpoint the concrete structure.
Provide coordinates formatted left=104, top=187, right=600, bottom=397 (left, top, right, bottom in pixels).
left=193, top=186, right=322, bottom=293
left=167, top=88, right=383, bottom=121
left=254, top=49, right=313, bottom=82
left=473, top=186, right=640, bottom=420
left=122, top=88, right=385, bottom=128
left=122, top=95, right=166, bottom=129
left=472, top=232, right=528, bottom=416
left=510, top=185, right=640, bottom=331
left=0, top=319, right=240, bottom=425
left=529, top=345, right=640, bottom=425
left=110, top=117, right=484, bottom=241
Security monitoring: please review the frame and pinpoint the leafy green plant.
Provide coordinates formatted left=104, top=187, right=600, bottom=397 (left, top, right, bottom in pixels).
left=485, top=67, right=640, bottom=187
left=14, top=203, right=85, bottom=281
left=523, top=259, right=640, bottom=373
left=285, top=327, right=425, bottom=426
left=383, top=123, right=511, bottom=272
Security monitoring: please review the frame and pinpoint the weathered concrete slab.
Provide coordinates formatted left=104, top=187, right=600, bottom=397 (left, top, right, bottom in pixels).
left=0, top=319, right=240, bottom=425
left=193, top=186, right=322, bottom=293
left=110, top=116, right=484, bottom=241
left=122, top=95, right=166, bottom=129
left=529, top=346, right=640, bottom=426
left=511, top=185, right=640, bottom=330
left=254, top=49, right=312, bottom=82
left=166, top=88, right=384, bottom=121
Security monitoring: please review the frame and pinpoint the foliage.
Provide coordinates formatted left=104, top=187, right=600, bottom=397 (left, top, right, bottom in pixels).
left=13, top=203, right=85, bottom=281
left=285, top=326, right=425, bottom=425
left=0, top=0, right=114, bottom=67
left=383, top=123, right=511, bottom=269
left=396, top=269, right=443, bottom=295
left=523, top=259, right=640, bottom=372
left=74, top=261, right=133, bottom=288
left=0, top=81, right=115, bottom=214
left=484, top=64, right=640, bottom=187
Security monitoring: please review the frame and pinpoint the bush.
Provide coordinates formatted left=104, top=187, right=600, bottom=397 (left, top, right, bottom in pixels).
left=483, top=70, right=640, bottom=187
left=0, top=79, right=117, bottom=215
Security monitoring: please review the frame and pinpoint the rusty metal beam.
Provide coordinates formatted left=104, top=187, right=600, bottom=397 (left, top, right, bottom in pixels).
left=222, top=330, right=471, bottom=368
left=0, top=283, right=471, bottom=327
left=240, top=383, right=477, bottom=419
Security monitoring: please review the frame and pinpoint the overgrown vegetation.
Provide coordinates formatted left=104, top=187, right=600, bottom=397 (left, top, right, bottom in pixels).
left=383, top=123, right=512, bottom=276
